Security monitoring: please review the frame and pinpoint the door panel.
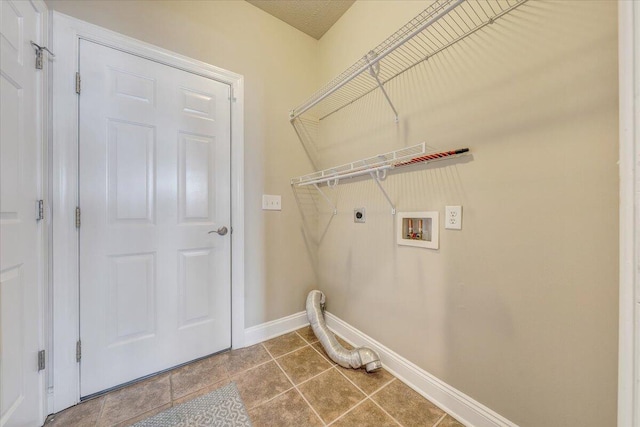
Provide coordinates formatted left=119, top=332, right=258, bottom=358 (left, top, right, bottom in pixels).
left=79, top=40, right=231, bottom=396
left=0, top=0, right=45, bottom=425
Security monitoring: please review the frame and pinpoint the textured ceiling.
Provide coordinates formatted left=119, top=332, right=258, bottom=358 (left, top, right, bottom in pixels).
left=246, top=0, right=356, bottom=40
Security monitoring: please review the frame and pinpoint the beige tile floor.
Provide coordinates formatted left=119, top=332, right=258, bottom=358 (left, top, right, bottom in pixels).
left=45, top=327, right=465, bottom=427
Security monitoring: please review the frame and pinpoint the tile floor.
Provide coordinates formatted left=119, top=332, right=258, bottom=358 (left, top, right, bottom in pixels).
left=45, top=327, right=465, bottom=427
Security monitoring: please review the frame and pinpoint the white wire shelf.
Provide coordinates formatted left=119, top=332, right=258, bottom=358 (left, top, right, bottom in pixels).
left=291, top=143, right=424, bottom=187
left=289, top=0, right=528, bottom=123
left=291, top=143, right=469, bottom=215
left=291, top=142, right=469, bottom=186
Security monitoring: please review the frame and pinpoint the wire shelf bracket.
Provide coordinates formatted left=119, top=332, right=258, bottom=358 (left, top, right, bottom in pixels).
left=312, top=183, right=337, bottom=216
left=289, top=0, right=528, bottom=123
left=369, top=170, right=396, bottom=215
left=365, top=51, right=399, bottom=123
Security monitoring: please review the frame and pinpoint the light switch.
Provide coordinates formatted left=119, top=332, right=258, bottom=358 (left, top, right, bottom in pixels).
left=262, top=194, right=281, bottom=211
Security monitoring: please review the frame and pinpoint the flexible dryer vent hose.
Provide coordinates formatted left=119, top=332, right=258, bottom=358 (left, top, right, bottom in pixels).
left=306, top=290, right=382, bottom=373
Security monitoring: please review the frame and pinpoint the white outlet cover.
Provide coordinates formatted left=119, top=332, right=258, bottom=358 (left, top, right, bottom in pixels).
left=445, top=205, right=462, bottom=230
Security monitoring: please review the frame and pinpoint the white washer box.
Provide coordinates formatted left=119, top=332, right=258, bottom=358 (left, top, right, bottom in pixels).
left=396, top=211, right=439, bottom=249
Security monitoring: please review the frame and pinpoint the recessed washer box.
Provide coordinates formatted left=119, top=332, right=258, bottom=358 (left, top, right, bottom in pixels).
left=396, top=211, right=439, bottom=249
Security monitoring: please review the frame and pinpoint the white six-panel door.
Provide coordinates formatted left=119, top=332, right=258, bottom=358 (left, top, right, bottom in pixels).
left=0, top=0, right=46, bottom=425
left=78, top=40, right=231, bottom=396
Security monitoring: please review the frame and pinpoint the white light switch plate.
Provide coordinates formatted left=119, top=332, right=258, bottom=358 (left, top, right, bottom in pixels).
left=445, top=205, right=462, bottom=229
left=262, top=194, right=281, bottom=211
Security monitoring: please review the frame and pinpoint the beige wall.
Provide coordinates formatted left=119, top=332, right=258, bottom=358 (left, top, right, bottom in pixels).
left=313, top=1, right=619, bottom=426
left=45, top=0, right=320, bottom=327
left=47, top=0, right=619, bottom=424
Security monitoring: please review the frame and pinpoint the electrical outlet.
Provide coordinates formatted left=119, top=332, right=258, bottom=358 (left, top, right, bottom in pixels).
left=445, top=205, right=462, bottom=230
left=354, top=208, right=366, bottom=223
left=262, top=194, right=281, bottom=211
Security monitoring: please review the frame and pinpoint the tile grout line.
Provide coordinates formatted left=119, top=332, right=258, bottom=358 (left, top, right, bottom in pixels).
left=310, top=336, right=452, bottom=427
left=231, top=345, right=293, bottom=412
left=227, top=349, right=275, bottom=378
left=95, top=394, right=107, bottom=427
left=367, top=380, right=408, bottom=427
left=159, top=353, right=230, bottom=404
left=258, top=345, right=335, bottom=394
left=266, top=343, right=313, bottom=359
left=259, top=343, right=276, bottom=361
left=298, top=329, right=403, bottom=426
left=263, top=342, right=328, bottom=426
left=306, top=338, right=337, bottom=365
left=332, top=363, right=395, bottom=398
left=263, top=331, right=320, bottom=359
left=169, top=371, right=177, bottom=402
left=264, top=343, right=327, bottom=425
left=433, top=413, right=448, bottom=427
left=264, top=338, right=337, bottom=387
left=331, top=368, right=403, bottom=427
left=285, top=360, right=335, bottom=388
left=111, top=379, right=173, bottom=427
left=295, top=330, right=319, bottom=345
left=324, top=396, right=369, bottom=426
left=171, top=376, right=232, bottom=406
left=245, top=384, right=297, bottom=411
left=171, top=355, right=232, bottom=403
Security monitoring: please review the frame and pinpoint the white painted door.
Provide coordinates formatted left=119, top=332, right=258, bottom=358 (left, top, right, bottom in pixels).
left=79, top=40, right=231, bottom=396
left=0, top=0, right=46, bottom=425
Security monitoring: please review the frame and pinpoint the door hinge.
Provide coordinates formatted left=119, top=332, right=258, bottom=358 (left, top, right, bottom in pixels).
left=38, top=350, right=45, bottom=371
left=36, top=200, right=44, bottom=221
left=76, top=72, right=81, bottom=94
left=75, top=207, right=81, bottom=228
left=76, top=340, right=81, bottom=362
left=229, top=86, right=236, bottom=102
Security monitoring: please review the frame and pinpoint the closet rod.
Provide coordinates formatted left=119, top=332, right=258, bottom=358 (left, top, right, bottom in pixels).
left=289, top=0, right=465, bottom=122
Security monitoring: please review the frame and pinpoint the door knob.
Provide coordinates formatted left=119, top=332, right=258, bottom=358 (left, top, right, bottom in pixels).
left=209, top=226, right=228, bottom=236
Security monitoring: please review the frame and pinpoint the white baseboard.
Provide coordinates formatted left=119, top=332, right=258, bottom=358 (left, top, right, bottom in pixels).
left=243, top=311, right=308, bottom=347
left=324, top=312, right=518, bottom=427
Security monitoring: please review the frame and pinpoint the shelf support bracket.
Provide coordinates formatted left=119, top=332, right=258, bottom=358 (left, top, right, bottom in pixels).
left=365, top=51, right=399, bottom=123
left=369, top=171, right=396, bottom=215
left=313, top=184, right=338, bottom=216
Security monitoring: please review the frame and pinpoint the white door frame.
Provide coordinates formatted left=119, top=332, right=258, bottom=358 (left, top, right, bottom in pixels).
left=50, top=12, right=245, bottom=412
left=618, top=1, right=639, bottom=426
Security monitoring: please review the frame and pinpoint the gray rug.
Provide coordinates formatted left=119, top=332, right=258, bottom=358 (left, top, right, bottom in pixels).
left=132, top=382, right=252, bottom=427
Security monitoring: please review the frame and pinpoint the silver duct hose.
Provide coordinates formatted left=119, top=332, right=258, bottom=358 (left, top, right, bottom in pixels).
left=306, top=290, right=382, bottom=373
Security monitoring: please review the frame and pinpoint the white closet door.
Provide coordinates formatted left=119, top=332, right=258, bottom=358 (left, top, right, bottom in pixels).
left=79, top=40, right=231, bottom=396
left=0, top=1, right=45, bottom=425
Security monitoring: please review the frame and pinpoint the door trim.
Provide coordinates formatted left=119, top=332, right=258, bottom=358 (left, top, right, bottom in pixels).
left=51, top=12, right=245, bottom=412
left=618, top=1, right=639, bottom=425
